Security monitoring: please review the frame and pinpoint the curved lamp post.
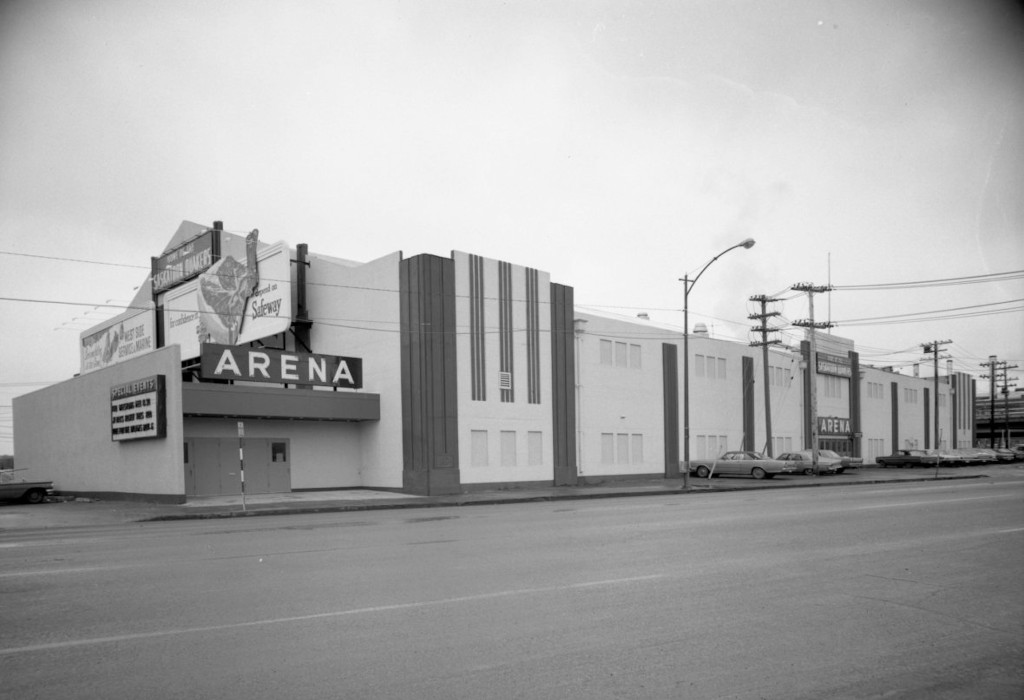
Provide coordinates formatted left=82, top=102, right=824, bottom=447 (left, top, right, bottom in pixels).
left=681, top=238, right=756, bottom=489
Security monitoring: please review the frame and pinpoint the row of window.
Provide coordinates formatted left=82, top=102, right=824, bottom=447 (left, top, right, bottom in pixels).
left=469, top=430, right=544, bottom=468
left=768, top=365, right=793, bottom=387
left=695, top=354, right=727, bottom=380
left=600, top=433, right=644, bottom=465
left=823, top=375, right=844, bottom=399
left=599, top=339, right=642, bottom=369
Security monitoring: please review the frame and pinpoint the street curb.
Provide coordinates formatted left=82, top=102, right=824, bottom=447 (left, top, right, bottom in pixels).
left=140, top=474, right=989, bottom=523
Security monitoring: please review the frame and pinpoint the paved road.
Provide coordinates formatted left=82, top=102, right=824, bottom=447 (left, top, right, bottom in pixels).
left=2, top=477, right=1022, bottom=699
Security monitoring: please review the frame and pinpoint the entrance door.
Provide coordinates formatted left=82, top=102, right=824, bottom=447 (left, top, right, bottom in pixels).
left=185, top=437, right=291, bottom=497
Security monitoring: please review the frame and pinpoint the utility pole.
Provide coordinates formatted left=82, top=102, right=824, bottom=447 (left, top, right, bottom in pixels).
left=974, top=356, right=1015, bottom=448
left=792, top=283, right=832, bottom=475
left=749, top=295, right=781, bottom=456
left=1001, top=367, right=1018, bottom=448
left=921, top=340, right=951, bottom=450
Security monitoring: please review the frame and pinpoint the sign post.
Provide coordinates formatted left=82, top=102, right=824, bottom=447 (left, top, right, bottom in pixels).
left=237, top=420, right=246, bottom=512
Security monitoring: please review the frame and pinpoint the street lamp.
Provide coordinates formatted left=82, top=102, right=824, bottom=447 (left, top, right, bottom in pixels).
left=681, top=238, right=756, bottom=489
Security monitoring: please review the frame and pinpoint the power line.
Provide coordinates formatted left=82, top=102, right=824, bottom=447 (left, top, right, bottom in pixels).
left=834, top=269, right=1024, bottom=291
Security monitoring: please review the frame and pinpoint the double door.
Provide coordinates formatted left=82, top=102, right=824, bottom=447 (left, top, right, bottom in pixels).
left=185, top=437, right=291, bottom=496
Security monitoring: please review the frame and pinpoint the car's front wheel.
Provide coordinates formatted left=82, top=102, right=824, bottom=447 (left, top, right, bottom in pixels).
left=23, top=489, right=46, bottom=504
left=751, top=467, right=767, bottom=480
left=803, top=467, right=814, bottom=475
left=696, top=466, right=710, bottom=478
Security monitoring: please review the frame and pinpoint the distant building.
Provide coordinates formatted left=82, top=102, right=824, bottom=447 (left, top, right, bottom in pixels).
left=975, top=391, right=1024, bottom=448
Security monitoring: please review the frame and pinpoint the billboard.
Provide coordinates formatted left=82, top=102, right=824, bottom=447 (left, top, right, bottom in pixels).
left=151, top=229, right=219, bottom=294
left=162, top=237, right=292, bottom=361
left=80, top=303, right=156, bottom=374
left=816, top=352, right=852, bottom=378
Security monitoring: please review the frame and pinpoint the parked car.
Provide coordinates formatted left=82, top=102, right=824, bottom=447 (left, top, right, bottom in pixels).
left=971, top=448, right=1000, bottom=463
left=991, top=448, right=1018, bottom=462
left=777, top=450, right=841, bottom=475
left=689, top=451, right=798, bottom=479
left=923, top=449, right=969, bottom=466
left=0, top=471, right=54, bottom=504
left=876, top=449, right=932, bottom=468
left=950, top=448, right=987, bottom=465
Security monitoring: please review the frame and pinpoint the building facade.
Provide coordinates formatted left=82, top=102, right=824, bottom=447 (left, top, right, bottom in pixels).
left=12, top=221, right=976, bottom=502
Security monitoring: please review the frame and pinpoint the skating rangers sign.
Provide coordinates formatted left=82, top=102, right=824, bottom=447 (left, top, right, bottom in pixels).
left=200, top=344, right=363, bottom=389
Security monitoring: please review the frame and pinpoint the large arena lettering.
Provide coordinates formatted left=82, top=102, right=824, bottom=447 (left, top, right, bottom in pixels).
left=200, top=344, right=362, bottom=389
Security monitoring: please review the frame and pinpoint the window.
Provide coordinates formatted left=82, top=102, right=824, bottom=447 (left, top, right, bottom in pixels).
left=695, top=355, right=727, bottom=380
left=271, top=442, right=287, bottom=463
left=824, top=375, right=844, bottom=399
left=600, top=432, right=645, bottom=465
left=867, top=381, right=884, bottom=400
left=617, top=434, right=629, bottom=465
left=769, top=366, right=792, bottom=387
left=631, top=434, right=644, bottom=464
left=601, top=433, right=615, bottom=464
left=501, top=431, right=517, bottom=467
left=527, top=431, right=543, bottom=466
left=904, top=388, right=918, bottom=404
left=773, top=436, right=793, bottom=455
left=615, top=342, right=627, bottom=367
left=629, top=344, right=642, bottom=369
left=600, top=339, right=642, bottom=370
left=471, top=430, right=489, bottom=467
left=696, top=434, right=728, bottom=458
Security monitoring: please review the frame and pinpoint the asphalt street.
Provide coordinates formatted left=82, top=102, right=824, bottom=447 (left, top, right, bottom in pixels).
left=1, top=475, right=1022, bottom=699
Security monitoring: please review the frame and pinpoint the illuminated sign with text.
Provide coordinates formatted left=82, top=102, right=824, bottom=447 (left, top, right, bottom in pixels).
left=110, top=375, right=167, bottom=441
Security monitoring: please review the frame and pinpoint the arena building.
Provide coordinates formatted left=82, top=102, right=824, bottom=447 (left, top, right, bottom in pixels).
left=12, top=220, right=976, bottom=502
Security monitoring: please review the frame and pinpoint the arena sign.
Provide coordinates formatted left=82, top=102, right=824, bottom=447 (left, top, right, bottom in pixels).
left=817, top=416, right=851, bottom=436
left=199, top=344, right=363, bottom=389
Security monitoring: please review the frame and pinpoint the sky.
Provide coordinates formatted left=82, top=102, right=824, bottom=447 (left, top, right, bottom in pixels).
left=1, top=0, right=1022, bottom=454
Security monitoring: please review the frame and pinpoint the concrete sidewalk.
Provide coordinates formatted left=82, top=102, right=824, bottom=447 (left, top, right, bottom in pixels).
left=1, top=464, right=1008, bottom=531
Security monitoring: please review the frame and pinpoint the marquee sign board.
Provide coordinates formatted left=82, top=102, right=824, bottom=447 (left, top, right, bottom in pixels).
left=111, top=375, right=167, bottom=441
left=199, top=344, right=363, bottom=389
left=816, top=352, right=852, bottom=378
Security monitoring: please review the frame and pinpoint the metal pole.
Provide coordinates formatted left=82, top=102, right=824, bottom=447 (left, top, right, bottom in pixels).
left=682, top=274, right=690, bottom=490
left=680, top=238, right=755, bottom=489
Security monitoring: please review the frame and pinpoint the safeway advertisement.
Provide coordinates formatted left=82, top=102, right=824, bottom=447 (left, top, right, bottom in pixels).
left=162, top=238, right=292, bottom=361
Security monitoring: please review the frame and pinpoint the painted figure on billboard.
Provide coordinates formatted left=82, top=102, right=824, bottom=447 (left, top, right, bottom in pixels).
left=196, top=230, right=260, bottom=345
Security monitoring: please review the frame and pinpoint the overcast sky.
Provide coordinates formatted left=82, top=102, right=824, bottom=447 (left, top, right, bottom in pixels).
left=2, top=0, right=1022, bottom=454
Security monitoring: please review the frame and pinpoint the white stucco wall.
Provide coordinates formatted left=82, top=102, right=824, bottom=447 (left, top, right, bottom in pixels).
left=575, top=312, right=666, bottom=477
left=12, top=346, right=185, bottom=498
left=454, top=251, right=554, bottom=485
left=305, top=250, right=404, bottom=488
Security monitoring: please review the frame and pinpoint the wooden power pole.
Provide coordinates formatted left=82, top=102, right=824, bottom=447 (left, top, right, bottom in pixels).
left=749, top=295, right=781, bottom=456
